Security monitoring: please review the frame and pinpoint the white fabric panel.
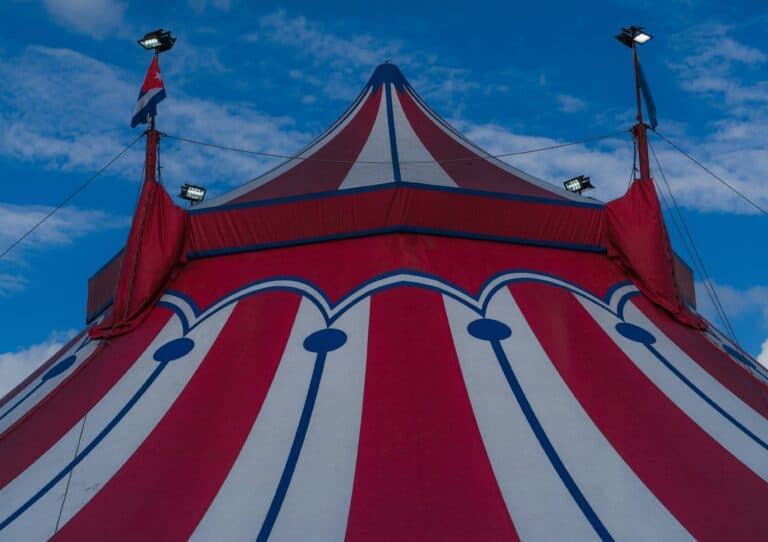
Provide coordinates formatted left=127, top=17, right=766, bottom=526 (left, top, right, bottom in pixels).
left=443, top=295, right=596, bottom=542
left=269, top=299, right=370, bottom=541
left=199, top=88, right=372, bottom=208
left=338, top=89, right=394, bottom=189
left=446, top=288, right=694, bottom=541
left=580, top=297, right=768, bottom=482
left=0, top=307, right=231, bottom=540
left=56, top=305, right=234, bottom=526
left=0, top=337, right=99, bottom=435
left=625, top=301, right=768, bottom=441
left=391, top=88, right=456, bottom=187
left=405, top=87, right=586, bottom=201
left=190, top=298, right=326, bottom=541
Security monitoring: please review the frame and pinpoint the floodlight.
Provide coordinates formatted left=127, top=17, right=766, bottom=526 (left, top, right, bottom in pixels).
left=138, top=29, right=176, bottom=53
left=180, top=184, right=206, bottom=203
left=563, top=175, right=594, bottom=195
left=616, top=26, right=652, bottom=48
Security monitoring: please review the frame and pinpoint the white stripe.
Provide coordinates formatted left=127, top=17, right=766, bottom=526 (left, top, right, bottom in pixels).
left=199, top=88, right=373, bottom=208
left=133, top=87, right=163, bottom=116
left=391, top=87, right=457, bottom=187
left=0, top=337, right=99, bottom=434
left=190, top=297, right=326, bottom=541
left=446, top=288, right=693, bottom=541
left=268, top=298, right=370, bottom=541
left=0, top=305, right=234, bottom=541
left=580, top=297, right=768, bottom=482
left=56, top=304, right=233, bottom=525
left=339, top=87, right=393, bottom=189
left=405, top=87, right=587, bottom=201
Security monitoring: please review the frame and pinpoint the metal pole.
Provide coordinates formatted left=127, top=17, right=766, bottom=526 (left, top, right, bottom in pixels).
left=632, top=43, right=652, bottom=181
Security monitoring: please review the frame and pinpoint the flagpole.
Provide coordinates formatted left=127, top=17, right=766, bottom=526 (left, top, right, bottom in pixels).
left=143, top=49, right=160, bottom=186
left=631, top=40, right=651, bottom=182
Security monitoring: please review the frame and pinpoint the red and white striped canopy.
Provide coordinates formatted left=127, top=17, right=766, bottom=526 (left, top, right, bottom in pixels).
left=2, top=63, right=767, bottom=541
left=199, top=63, right=583, bottom=207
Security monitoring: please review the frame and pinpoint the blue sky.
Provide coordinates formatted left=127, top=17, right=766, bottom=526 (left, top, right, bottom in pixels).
left=1, top=0, right=767, bottom=393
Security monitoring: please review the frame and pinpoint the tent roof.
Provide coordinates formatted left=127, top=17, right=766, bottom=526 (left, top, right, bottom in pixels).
left=198, top=63, right=588, bottom=209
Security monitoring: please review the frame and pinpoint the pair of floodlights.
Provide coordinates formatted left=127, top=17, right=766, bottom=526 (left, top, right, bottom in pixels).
left=139, top=26, right=654, bottom=201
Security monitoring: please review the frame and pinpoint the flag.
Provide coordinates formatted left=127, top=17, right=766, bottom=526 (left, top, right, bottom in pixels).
left=131, top=55, right=167, bottom=128
left=637, top=62, right=657, bottom=130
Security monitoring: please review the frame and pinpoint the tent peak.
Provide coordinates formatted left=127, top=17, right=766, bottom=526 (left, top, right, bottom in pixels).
left=366, top=62, right=408, bottom=92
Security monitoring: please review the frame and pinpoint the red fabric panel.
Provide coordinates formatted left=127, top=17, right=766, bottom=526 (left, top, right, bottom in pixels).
left=633, top=296, right=768, bottom=416
left=91, top=181, right=188, bottom=339
left=0, top=330, right=86, bottom=409
left=231, top=89, right=383, bottom=203
left=0, top=308, right=171, bottom=490
left=397, top=90, right=565, bottom=199
left=513, top=282, right=768, bottom=541
left=606, top=180, right=701, bottom=328
left=345, top=288, right=519, bottom=542
left=54, top=292, right=300, bottom=542
left=190, top=186, right=606, bottom=258
left=86, top=250, right=123, bottom=323
left=672, top=253, right=696, bottom=308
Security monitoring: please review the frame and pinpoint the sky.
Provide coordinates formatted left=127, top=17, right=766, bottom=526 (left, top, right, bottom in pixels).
left=1, top=0, right=767, bottom=395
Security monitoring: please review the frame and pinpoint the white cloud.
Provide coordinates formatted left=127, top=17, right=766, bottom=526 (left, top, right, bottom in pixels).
left=0, top=273, right=27, bottom=297
left=758, top=338, right=768, bottom=369
left=695, top=281, right=768, bottom=329
left=0, top=329, right=78, bottom=398
left=43, top=0, right=127, bottom=39
left=0, top=45, right=310, bottom=200
left=556, top=94, right=586, bottom=113
left=188, top=0, right=231, bottom=12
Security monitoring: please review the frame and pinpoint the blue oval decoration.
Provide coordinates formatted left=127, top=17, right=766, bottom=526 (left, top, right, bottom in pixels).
left=303, top=328, right=347, bottom=353
left=468, top=318, right=512, bottom=341
left=615, top=323, right=656, bottom=345
left=42, top=355, right=77, bottom=381
left=153, top=337, right=195, bottom=362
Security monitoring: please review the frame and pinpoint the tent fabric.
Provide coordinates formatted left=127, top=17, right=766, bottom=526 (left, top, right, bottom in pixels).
left=3, top=62, right=767, bottom=541
left=195, top=64, right=586, bottom=208
left=2, top=235, right=767, bottom=541
left=90, top=176, right=188, bottom=339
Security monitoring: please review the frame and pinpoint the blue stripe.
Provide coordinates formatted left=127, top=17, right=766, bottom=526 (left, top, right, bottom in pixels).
left=384, top=83, right=402, bottom=183
left=187, top=226, right=607, bottom=261
left=0, top=382, right=44, bottom=423
left=0, top=362, right=168, bottom=531
left=487, top=338, right=613, bottom=541
left=645, top=344, right=768, bottom=451
left=190, top=180, right=604, bottom=215
left=256, top=351, right=327, bottom=541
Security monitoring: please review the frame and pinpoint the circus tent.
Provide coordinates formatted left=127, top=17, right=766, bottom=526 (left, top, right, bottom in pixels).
left=1, top=62, right=767, bottom=541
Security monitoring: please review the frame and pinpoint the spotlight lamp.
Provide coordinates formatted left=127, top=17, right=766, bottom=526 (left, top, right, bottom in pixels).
left=138, top=29, right=176, bottom=52
left=180, top=184, right=206, bottom=204
left=563, top=175, right=594, bottom=195
left=615, top=26, right=653, bottom=48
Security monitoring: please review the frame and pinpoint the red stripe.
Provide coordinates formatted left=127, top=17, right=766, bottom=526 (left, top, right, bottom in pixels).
left=512, top=283, right=768, bottom=541
left=53, top=292, right=301, bottom=541
left=0, top=308, right=170, bottom=490
left=633, top=296, right=768, bottom=417
left=397, top=90, right=565, bottom=199
left=0, top=331, right=86, bottom=410
left=345, top=288, right=519, bottom=542
left=232, top=89, right=383, bottom=203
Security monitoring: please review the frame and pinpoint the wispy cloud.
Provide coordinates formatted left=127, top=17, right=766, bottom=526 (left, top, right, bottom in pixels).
left=695, top=280, right=768, bottom=337
left=556, top=94, right=587, bottom=113
left=0, top=45, right=310, bottom=199
left=43, top=0, right=127, bottom=40
left=188, top=0, right=232, bottom=13
left=758, top=338, right=768, bottom=369
left=0, top=329, right=78, bottom=398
